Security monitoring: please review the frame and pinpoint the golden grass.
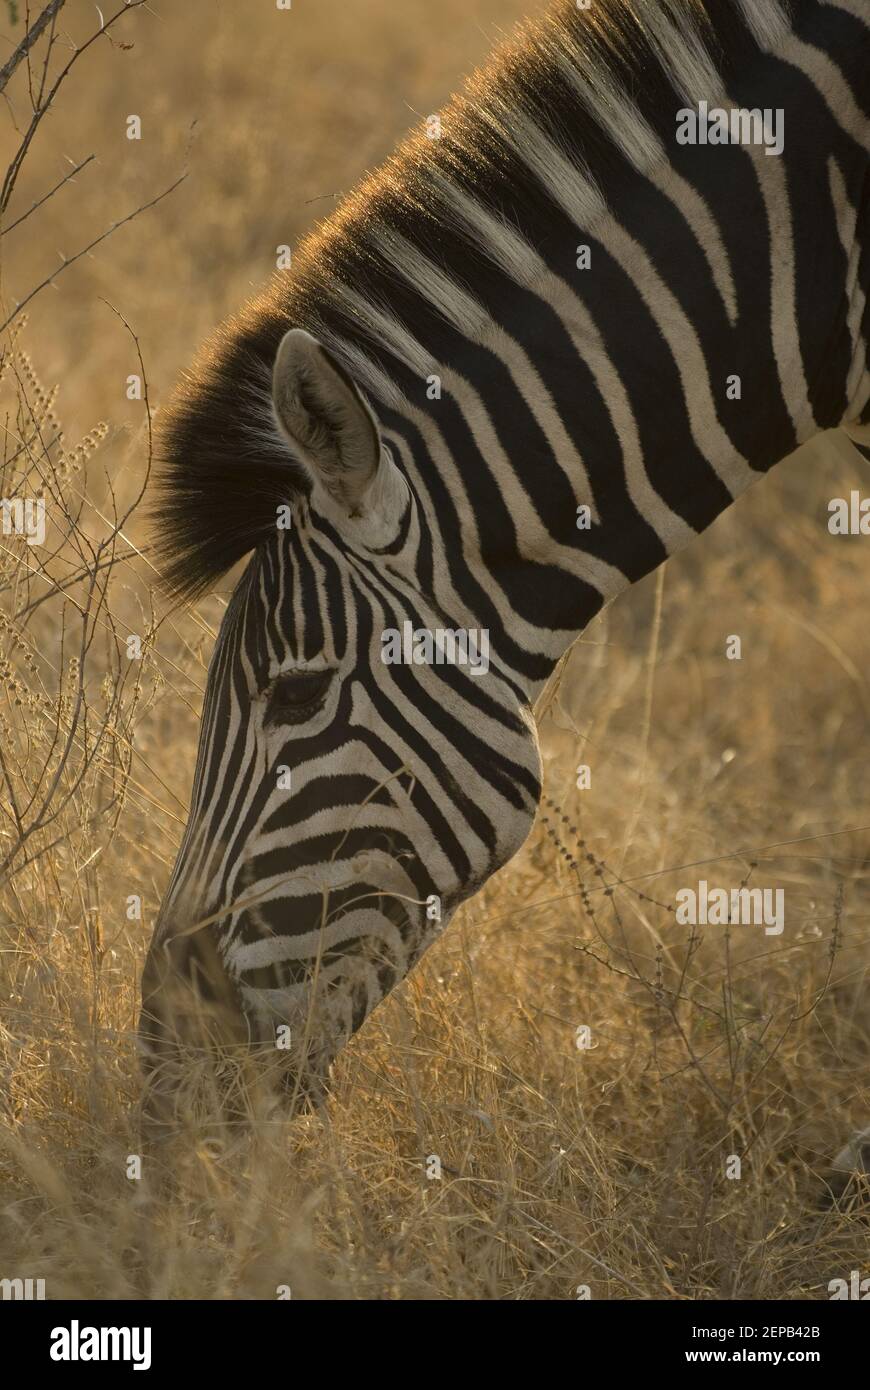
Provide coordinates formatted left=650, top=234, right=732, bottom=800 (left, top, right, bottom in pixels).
left=1, top=0, right=869, bottom=1300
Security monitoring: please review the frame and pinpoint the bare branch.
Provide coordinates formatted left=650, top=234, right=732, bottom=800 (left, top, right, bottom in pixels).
left=1, top=152, right=95, bottom=236
left=0, top=0, right=149, bottom=217
left=0, top=172, right=187, bottom=334
left=0, top=0, right=65, bottom=95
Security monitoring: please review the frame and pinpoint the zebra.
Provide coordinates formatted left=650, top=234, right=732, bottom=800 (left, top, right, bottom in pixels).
left=141, top=0, right=870, bottom=1170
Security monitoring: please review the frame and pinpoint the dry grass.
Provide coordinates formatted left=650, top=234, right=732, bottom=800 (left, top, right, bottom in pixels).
left=0, top=0, right=869, bottom=1300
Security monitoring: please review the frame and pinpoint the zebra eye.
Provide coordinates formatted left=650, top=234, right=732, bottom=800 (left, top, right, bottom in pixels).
left=266, top=669, right=333, bottom=723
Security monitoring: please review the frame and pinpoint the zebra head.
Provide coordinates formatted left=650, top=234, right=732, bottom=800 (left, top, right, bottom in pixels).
left=140, top=327, right=543, bottom=1122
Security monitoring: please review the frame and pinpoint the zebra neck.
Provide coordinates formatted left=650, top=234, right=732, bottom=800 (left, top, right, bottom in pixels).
left=162, top=1, right=870, bottom=691
left=333, top=0, right=870, bottom=696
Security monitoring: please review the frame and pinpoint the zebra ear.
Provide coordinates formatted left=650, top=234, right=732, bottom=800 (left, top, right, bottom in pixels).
left=272, top=329, right=380, bottom=516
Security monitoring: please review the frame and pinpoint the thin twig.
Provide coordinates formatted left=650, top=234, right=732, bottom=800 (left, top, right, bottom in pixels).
left=0, top=0, right=65, bottom=95
left=0, top=173, right=187, bottom=334
left=1, top=152, right=95, bottom=236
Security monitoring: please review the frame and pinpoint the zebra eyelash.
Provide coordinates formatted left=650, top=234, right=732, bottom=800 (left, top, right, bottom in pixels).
left=262, top=668, right=335, bottom=725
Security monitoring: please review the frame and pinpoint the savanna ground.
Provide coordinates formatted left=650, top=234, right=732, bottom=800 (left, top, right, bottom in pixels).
left=0, top=0, right=868, bottom=1301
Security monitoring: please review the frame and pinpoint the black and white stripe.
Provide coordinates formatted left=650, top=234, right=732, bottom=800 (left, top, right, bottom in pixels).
left=141, top=0, right=870, bottom=1114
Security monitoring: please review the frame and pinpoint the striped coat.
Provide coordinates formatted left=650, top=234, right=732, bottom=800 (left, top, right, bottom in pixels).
left=141, top=0, right=870, bottom=1134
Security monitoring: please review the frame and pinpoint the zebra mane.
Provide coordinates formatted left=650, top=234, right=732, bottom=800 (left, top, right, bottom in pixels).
left=153, top=0, right=792, bottom=602
left=151, top=304, right=309, bottom=603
